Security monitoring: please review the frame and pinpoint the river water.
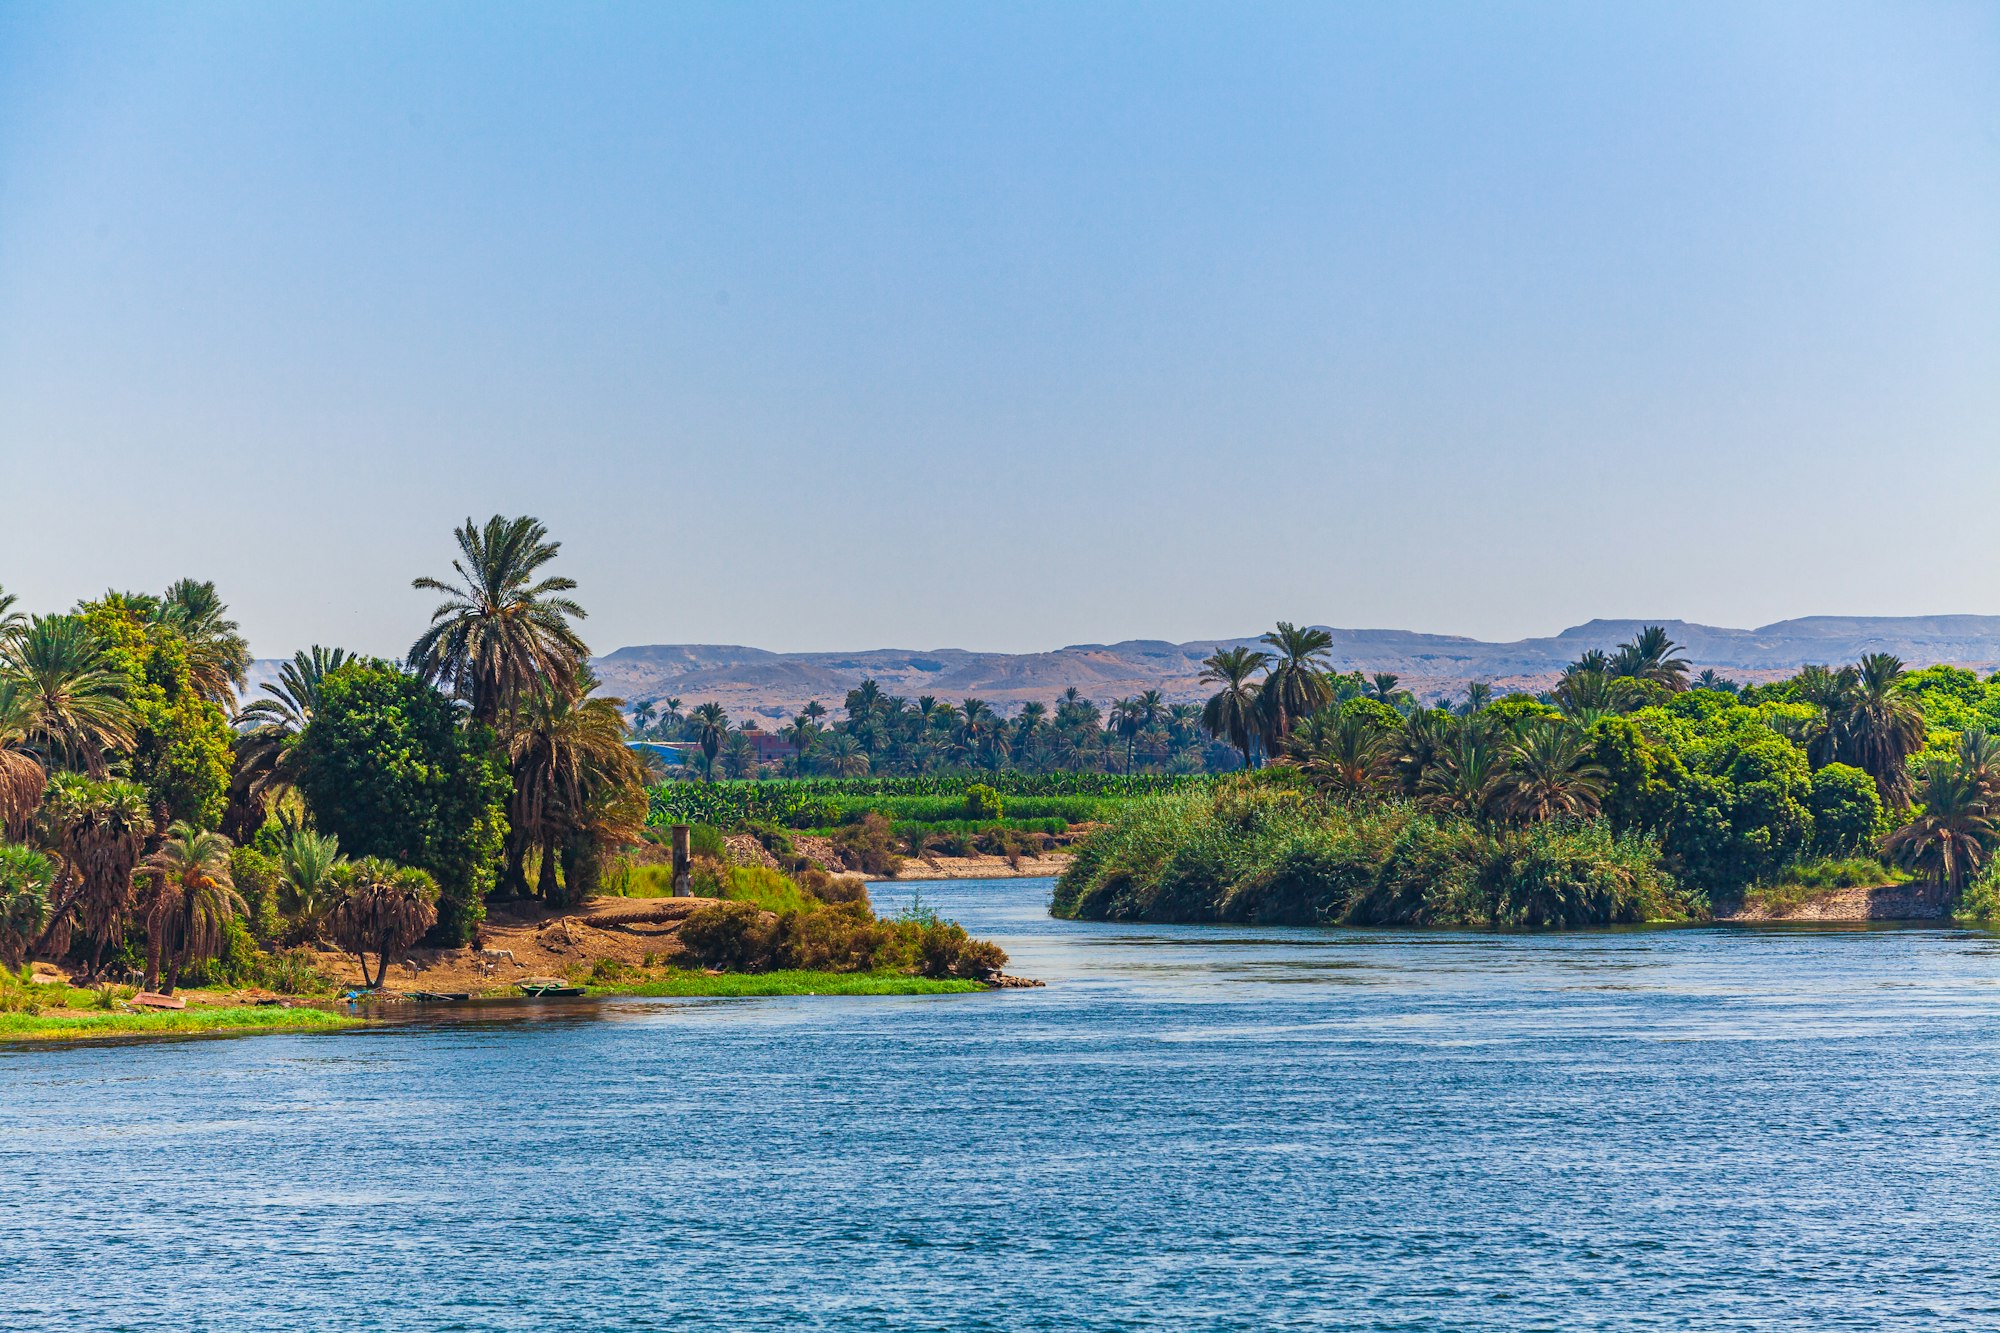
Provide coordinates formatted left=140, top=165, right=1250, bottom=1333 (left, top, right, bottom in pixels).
left=7, top=876, right=2000, bottom=1330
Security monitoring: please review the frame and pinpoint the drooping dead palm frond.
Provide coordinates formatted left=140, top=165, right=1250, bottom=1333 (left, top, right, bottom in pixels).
left=138, top=822, right=242, bottom=992
left=40, top=773, right=153, bottom=976
left=327, top=857, right=438, bottom=986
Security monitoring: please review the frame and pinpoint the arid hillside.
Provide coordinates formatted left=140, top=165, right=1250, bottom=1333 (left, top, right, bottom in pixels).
left=557, top=616, right=2000, bottom=721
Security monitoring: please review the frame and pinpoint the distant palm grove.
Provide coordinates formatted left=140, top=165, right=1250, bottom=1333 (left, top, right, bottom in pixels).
left=0, top=516, right=646, bottom=990
left=1054, top=624, right=2000, bottom=927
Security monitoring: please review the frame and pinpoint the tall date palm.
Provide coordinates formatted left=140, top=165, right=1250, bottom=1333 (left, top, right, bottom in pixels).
left=1200, top=647, right=1269, bottom=769
left=409, top=515, right=588, bottom=726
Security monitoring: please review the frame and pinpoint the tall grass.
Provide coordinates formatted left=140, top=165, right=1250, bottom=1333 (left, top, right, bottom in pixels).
left=1054, top=785, right=1697, bottom=929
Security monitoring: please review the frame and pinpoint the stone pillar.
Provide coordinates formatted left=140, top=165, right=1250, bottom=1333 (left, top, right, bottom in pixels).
left=671, top=824, right=692, bottom=897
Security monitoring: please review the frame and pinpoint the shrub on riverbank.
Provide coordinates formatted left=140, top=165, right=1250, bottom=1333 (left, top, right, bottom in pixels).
left=679, top=897, right=1006, bottom=979
left=1053, top=784, right=1696, bottom=928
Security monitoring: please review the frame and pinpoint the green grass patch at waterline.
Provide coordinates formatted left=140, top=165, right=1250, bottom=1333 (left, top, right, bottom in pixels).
left=0, top=1005, right=361, bottom=1043
left=587, top=968, right=987, bottom=998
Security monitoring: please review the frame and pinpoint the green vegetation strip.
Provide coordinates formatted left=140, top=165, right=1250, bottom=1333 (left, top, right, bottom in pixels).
left=588, top=968, right=986, bottom=997
left=0, top=1006, right=360, bottom=1042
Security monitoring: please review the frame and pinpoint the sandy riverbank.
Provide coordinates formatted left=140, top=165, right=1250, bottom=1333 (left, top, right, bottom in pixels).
left=871, top=853, right=1072, bottom=882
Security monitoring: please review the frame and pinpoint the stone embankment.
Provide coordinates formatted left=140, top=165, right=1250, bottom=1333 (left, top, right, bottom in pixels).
left=1714, top=882, right=1949, bottom=923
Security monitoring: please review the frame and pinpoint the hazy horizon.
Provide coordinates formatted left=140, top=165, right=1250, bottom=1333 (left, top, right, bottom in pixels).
left=5, top=2, right=1997, bottom=660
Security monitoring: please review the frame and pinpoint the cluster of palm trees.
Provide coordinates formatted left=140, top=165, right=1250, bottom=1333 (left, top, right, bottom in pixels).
left=0, top=581, right=259, bottom=986
left=242, top=514, right=648, bottom=903
left=1886, top=729, right=2000, bottom=897
left=641, top=682, right=1226, bottom=779
left=0, top=514, right=653, bottom=987
left=1279, top=692, right=1611, bottom=824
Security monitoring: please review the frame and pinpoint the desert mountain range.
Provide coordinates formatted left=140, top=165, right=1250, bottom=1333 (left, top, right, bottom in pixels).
left=239, top=616, right=2000, bottom=722
left=574, top=617, right=2000, bottom=722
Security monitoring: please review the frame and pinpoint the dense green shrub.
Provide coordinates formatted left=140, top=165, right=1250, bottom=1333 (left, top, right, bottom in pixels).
left=1054, top=785, right=1698, bottom=929
left=963, top=783, right=1004, bottom=820
left=834, top=813, right=903, bottom=877
left=677, top=896, right=1006, bottom=979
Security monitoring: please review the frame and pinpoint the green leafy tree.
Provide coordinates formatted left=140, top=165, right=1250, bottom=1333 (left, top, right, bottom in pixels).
left=292, top=661, right=509, bottom=945
left=1807, top=762, right=1884, bottom=858
left=78, top=596, right=232, bottom=827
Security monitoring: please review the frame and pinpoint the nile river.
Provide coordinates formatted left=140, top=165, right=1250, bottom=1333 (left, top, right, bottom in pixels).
left=7, top=876, right=2000, bottom=1330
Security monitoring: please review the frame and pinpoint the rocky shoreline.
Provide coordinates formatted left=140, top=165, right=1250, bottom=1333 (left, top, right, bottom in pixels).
left=1712, top=882, right=1950, bottom=923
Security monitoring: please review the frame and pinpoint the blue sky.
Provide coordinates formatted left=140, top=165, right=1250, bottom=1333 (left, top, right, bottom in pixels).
left=2, top=2, right=1996, bottom=659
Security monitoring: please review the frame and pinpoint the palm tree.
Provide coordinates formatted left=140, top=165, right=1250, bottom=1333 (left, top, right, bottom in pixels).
left=1793, top=663, right=1860, bottom=769
left=0, top=615, right=136, bottom=775
left=1200, top=647, right=1269, bottom=770
left=1419, top=725, right=1508, bottom=822
left=782, top=714, right=822, bottom=763
left=327, top=857, right=439, bottom=987
left=1552, top=669, right=1632, bottom=722
left=1367, top=673, right=1412, bottom=710
left=408, top=515, right=588, bottom=726
left=275, top=825, right=345, bottom=941
left=1693, top=669, right=1740, bottom=694
left=1495, top=720, right=1607, bottom=823
left=504, top=670, right=647, bottom=899
left=632, top=701, right=657, bottom=736
left=802, top=700, right=826, bottom=722
left=1567, top=650, right=1613, bottom=677
left=38, top=773, right=153, bottom=977
left=1609, top=626, right=1692, bottom=692
left=1959, top=728, right=2000, bottom=799
left=0, top=682, right=48, bottom=841
left=1287, top=709, right=1392, bottom=800
left=1887, top=758, right=1996, bottom=898
left=0, top=585, right=23, bottom=641
left=722, top=729, right=757, bottom=779
left=823, top=732, right=870, bottom=777
left=1838, top=653, right=1925, bottom=807
left=137, top=822, right=243, bottom=993
left=1456, top=682, right=1493, bottom=717
left=229, top=646, right=351, bottom=835
left=0, top=842, right=52, bottom=968
left=155, top=579, right=250, bottom=708
left=1393, top=707, right=1454, bottom=795
left=689, top=702, right=729, bottom=781
left=1257, top=623, right=1335, bottom=746
left=1109, top=698, right=1142, bottom=773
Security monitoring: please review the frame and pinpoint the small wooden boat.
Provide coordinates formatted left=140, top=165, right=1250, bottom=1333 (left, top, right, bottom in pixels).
left=129, top=992, right=186, bottom=1010
left=517, top=981, right=586, bottom=998
left=406, top=990, right=472, bottom=1003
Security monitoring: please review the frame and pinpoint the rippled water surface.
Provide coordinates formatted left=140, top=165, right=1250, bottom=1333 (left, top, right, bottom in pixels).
left=9, top=877, right=2000, bottom=1330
